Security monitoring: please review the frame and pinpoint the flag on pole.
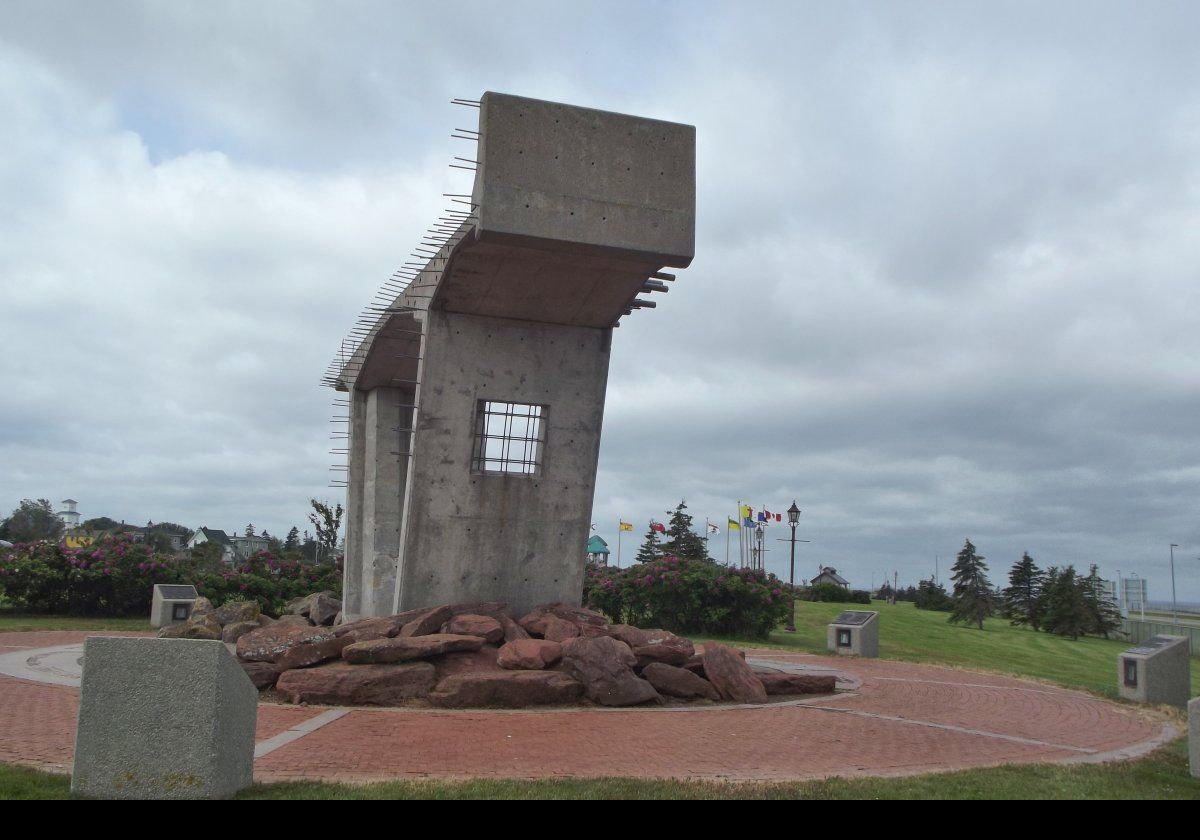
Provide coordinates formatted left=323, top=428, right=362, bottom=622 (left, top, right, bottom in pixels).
left=619, top=521, right=634, bottom=532
left=739, top=504, right=752, bottom=519
left=650, top=521, right=666, bottom=533
left=727, top=517, right=741, bottom=531
left=707, top=522, right=720, bottom=535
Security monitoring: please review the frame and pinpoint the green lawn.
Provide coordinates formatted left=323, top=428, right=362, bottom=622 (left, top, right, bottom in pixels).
left=2, top=600, right=1198, bottom=799
left=712, top=599, right=1200, bottom=699
left=0, top=609, right=151, bottom=633
left=4, top=739, right=1196, bottom=800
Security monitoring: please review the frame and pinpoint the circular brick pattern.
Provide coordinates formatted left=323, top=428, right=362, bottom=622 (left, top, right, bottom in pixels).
left=0, top=631, right=1173, bottom=782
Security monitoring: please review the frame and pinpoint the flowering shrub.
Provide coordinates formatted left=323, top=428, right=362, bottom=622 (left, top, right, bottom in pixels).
left=0, top=537, right=341, bottom=617
left=583, top=555, right=790, bottom=639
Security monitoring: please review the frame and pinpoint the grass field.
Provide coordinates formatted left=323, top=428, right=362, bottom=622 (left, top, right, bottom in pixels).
left=0, top=609, right=151, bottom=633
left=712, top=599, right=1200, bottom=698
left=3, top=739, right=1196, bottom=800
left=2, top=599, right=1197, bottom=799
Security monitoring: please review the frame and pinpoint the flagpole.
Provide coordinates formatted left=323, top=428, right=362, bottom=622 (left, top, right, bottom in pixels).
left=617, top=522, right=622, bottom=569
left=725, top=520, right=730, bottom=566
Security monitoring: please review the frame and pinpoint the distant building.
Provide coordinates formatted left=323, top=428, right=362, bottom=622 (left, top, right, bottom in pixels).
left=811, top=566, right=850, bottom=589
left=187, top=527, right=236, bottom=564
left=229, top=533, right=270, bottom=559
left=56, top=499, right=81, bottom=532
left=587, top=535, right=610, bottom=565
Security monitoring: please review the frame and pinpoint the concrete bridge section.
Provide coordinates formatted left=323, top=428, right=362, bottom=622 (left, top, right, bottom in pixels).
left=331, top=93, right=696, bottom=619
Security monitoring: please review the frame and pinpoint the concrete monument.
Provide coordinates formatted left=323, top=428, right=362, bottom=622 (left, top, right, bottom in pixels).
left=72, top=637, right=257, bottom=799
left=1117, top=634, right=1190, bottom=708
left=827, top=610, right=880, bottom=657
left=329, top=93, right=695, bottom=619
left=150, top=583, right=199, bottom=629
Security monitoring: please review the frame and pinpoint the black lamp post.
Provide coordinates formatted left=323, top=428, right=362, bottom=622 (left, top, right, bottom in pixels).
left=786, top=501, right=801, bottom=633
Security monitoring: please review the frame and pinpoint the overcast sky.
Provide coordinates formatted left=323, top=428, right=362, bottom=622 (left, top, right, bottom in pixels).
left=2, top=1, right=1198, bottom=601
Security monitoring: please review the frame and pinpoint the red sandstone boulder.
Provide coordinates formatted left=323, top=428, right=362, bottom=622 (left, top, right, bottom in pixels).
left=240, top=661, right=283, bottom=690
left=443, top=614, right=505, bottom=644
left=398, top=605, right=454, bottom=638
left=342, top=633, right=485, bottom=664
left=542, top=614, right=580, bottom=643
left=275, top=614, right=314, bottom=627
left=602, top=624, right=650, bottom=649
left=221, top=620, right=261, bottom=644
left=497, top=638, right=563, bottom=670
left=333, top=616, right=404, bottom=642
left=754, top=672, right=837, bottom=696
left=560, top=636, right=659, bottom=707
left=448, top=601, right=509, bottom=618
left=436, top=646, right=504, bottom=679
left=641, top=662, right=720, bottom=701
left=306, top=592, right=343, bottom=626
left=632, top=631, right=694, bottom=668
left=499, top=613, right=530, bottom=642
left=428, top=671, right=583, bottom=708
left=277, top=662, right=436, bottom=705
left=237, top=624, right=349, bottom=669
left=213, top=600, right=260, bottom=627
left=701, top=643, right=767, bottom=704
left=518, top=603, right=608, bottom=636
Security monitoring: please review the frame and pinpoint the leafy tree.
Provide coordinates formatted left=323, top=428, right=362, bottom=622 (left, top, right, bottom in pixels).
left=308, top=500, right=344, bottom=562
left=1003, top=552, right=1045, bottom=629
left=1082, top=564, right=1123, bottom=639
left=661, top=500, right=710, bottom=561
left=284, top=526, right=300, bottom=551
left=914, top=577, right=954, bottom=611
left=634, top=523, right=664, bottom=564
left=948, top=539, right=995, bottom=629
left=1040, top=566, right=1090, bottom=639
left=0, top=499, right=64, bottom=543
left=81, top=516, right=122, bottom=532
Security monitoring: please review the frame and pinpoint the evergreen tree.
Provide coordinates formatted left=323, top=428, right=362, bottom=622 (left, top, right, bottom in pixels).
left=1040, top=566, right=1089, bottom=639
left=948, top=539, right=995, bottom=629
left=284, top=526, right=300, bottom=551
left=661, top=500, right=710, bottom=561
left=634, top=524, right=663, bottom=564
left=1082, top=565, right=1122, bottom=638
left=914, top=577, right=954, bottom=611
left=0, top=499, right=64, bottom=543
left=244, top=523, right=256, bottom=538
left=1003, top=552, right=1045, bottom=630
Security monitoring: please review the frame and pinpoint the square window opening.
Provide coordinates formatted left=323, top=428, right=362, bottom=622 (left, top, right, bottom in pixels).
left=1123, top=658, right=1138, bottom=688
left=172, top=603, right=190, bottom=621
left=837, top=629, right=852, bottom=648
left=471, top=400, right=547, bottom=475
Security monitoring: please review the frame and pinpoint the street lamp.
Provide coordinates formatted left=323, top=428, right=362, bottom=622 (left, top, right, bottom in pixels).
left=786, top=502, right=800, bottom=633
left=1169, top=544, right=1179, bottom=627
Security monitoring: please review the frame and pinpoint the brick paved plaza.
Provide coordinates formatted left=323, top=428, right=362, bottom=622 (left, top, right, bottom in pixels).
left=0, top=631, right=1172, bottom=784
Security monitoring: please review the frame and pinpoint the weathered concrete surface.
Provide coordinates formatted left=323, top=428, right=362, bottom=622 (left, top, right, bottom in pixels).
left=827, top=611, right=880, bottom=658
left=71, top=637, right=257, bottom=800
left=1117, top=635, right=1190, bottom=708
left=1189, top=696, right=1199, bottom=779
left=149, top=584, right=197, bottom=629
left=339, top=93, right=696, bottom=620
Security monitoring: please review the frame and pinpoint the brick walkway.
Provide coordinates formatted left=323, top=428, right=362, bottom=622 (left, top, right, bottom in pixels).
left=0, top=631, right=1172, bottom=783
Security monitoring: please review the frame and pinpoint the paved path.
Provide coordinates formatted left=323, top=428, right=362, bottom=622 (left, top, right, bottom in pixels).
left=0, top=631, right=1173, bottom=783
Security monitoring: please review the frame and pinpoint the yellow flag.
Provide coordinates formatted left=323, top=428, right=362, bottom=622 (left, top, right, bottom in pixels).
left=727, top=517, right=741, bottom=531
left=739, top=504, right=751, bottom=519
left=619, top=521, right=633, bottom=532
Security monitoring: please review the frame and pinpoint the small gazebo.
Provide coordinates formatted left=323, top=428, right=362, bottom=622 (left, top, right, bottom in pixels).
left=587, top=535, right=611, bottom=566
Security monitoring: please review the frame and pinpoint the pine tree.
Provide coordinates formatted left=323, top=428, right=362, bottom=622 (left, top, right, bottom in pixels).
left=661, top=500, right=710, bottom=561
left=1082, top=564, right=1122, bottom=638
left=634, top=524, right=663, bottom=564
left=284, top=526, right=300, bottom=551
left=1003, top=552, right=1045, bottom=630
left=1040, top=566, right=1089, bottom=639
left=948, top=539, right=995, bottom=630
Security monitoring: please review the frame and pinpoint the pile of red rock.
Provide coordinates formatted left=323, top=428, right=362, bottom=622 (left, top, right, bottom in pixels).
left=158, top=591, right=341, bottom=643
left=229, top=601, right=837, bottom=709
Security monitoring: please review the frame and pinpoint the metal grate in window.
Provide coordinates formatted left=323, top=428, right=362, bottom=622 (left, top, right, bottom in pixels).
left=471, top=400, right=546, bottom=475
